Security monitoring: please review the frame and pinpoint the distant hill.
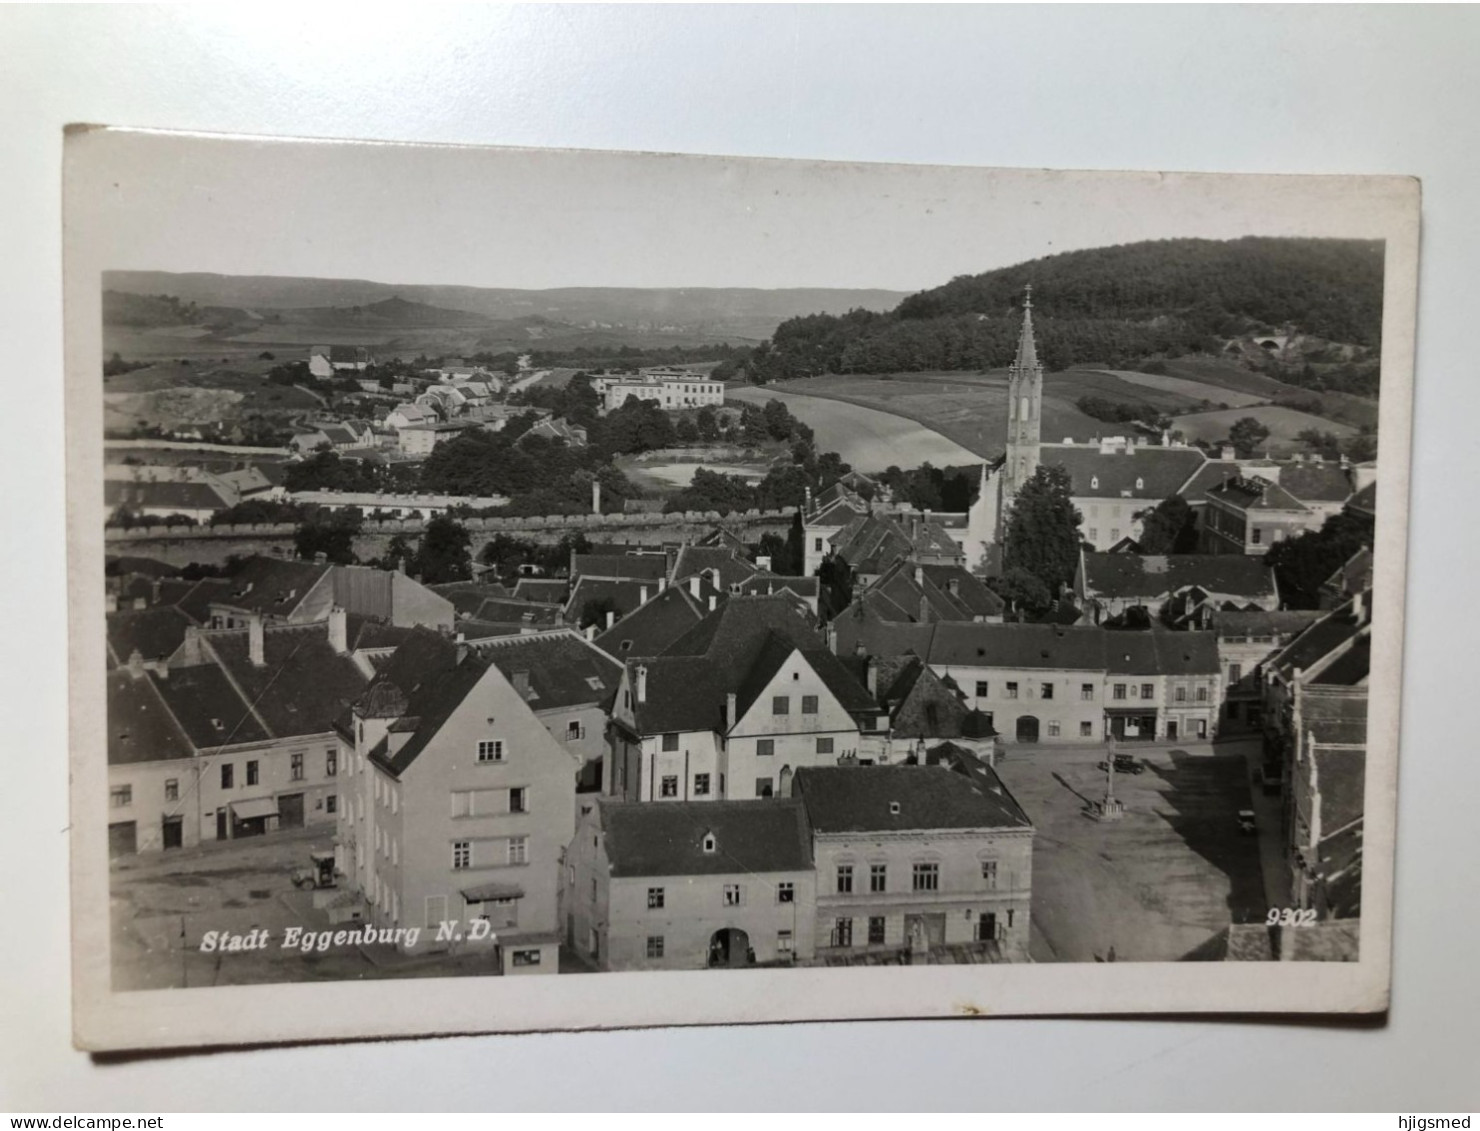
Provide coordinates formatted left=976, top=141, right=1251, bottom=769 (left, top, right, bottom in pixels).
left=102, top=272, right=910, bottom=342
left=750, top=237, right=1386, bottom=385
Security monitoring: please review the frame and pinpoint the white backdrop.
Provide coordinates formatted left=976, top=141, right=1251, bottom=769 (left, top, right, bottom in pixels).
left=2, top=5, right=1477, bottom=1112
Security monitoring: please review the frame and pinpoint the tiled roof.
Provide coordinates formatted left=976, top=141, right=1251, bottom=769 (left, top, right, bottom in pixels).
left=794, top=764, right=1032, bottom=834
left=600, top=799, right=813, bottom=878
left=1205, top=476, right=1309, bottom=513
left=108, top=672, right=195, bottom=765
left=512, top=579, right=569, bottom=603
left=108, top=607, right=192, bottom=665
left=1312, top=637, right=1369, bottom=686
left=1271, top=601, right=1366, bottom=679
left=929, top=622, right=1107, bottom=672
left=738, top=574, right=821, bottom=600
left=572, top=553, right=668, bottom=582
left=1208, top=609, right=1325, bottom=638
left=430, top=581, right=513, bottom=617
left=1346, top=481, right=1377, bottom=516
left=208, top=623, right=368, bottom=738
left=1043, top=444, right=1207, bottom=501
left=593, top=585, right=706, bottom=660
left=831, top=601, right=938, bottom=660
left=830, top=512, right=962, bottom=575
left=1081, top=553, right=1277, bottom=601
left=477, top=632, right=622, bottom=712
left=670, top=545, right=760, bottom=591
left=1176, top=460, right=1242, bottom=501
left=1313, top=743, right=1365, bottom=834
left=1300, top=687, right=1369, bottom=746
left=1104, top=631, right=1220, bottom=676
left=172, top=578, right=230, bottom=624
left=662, top=594, right=822, bottom=660
left=105, top=480, right=230, bottom=512
left=148, top=663, right=271, bottom=749
left=470, top=598, right=561, bottom=626
left=566, top=576, right=659, bottom=623
left=106, top=555, right=179, bottom=579
left=213, top=557, right=332, bottom=617
left=1278, top=462, right=1354, bottom=503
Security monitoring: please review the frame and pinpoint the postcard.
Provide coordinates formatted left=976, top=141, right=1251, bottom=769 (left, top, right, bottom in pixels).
left=66, top=127, right=1416, bottom=1049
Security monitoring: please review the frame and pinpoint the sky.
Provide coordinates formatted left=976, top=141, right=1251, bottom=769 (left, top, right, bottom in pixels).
left=68, top=128, right=1413, bottom=294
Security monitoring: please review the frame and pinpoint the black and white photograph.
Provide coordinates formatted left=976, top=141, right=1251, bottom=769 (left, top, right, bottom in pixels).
left=64, top=130, right=1415, bottom=1051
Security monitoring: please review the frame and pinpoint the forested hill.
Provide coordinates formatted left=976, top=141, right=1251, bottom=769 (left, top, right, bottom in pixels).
left=748, top=237, right=1385, bottom=380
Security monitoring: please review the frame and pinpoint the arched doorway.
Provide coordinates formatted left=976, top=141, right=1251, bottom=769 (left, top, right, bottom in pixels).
left=708, top=927, right=751, bottom=968
left=778, top=765, right=793, bottom=797
left=1016, top=715, right=1040, bottom=743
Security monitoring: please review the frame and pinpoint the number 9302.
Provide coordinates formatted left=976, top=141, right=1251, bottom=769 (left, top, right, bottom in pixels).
left=1266, top=908, right=1317, bottom=927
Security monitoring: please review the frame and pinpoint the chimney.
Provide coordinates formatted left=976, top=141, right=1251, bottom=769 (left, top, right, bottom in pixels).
left=327, top=605, right=348, bottom=655
left=181, top=625, right=204, bottom=667
left=804, top=486, right=813, bottom=513
left=511, top=670, right=531, bottom=699
left=919, top=593, right=930, bottom=624
left=1351, top=592, right=1365, bottom=623
left=248, top=613, right=265, bottom=667
left=635, top=665, right=648, bottom=703
left=606, top=610, right=616, bottom=629
left=865, top=657, right=878, bottom=696
left=726, top=691, right=737, bottom=728
left=639, top=585, right=649, bottom=605
left=756, top=555, right=772, bottom=572
left=947, top=577, right=960, bottom=597
left=824, top=622, right=838, bottom=654
left=591, top=479, right=602, bottom=515
left=708, top=594, right=717, bottom=611
left=1220, top=444, right=1235, bottom=461
left=151, top=578, right=162, bottom=604
left=127, top=649, right=145, bottom=679
left=584, top=624, right=597, bottom=641
left=689, top=573, right=701, bottom=598
left=913, top=565, right=924, bottom=587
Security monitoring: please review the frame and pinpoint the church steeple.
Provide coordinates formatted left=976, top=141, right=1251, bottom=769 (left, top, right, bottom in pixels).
left=1002, top=284, right=1044, bottom=502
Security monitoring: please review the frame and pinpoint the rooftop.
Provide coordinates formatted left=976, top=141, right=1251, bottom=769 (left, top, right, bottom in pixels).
left=600, top=798, right=813, bottom=878
left=1081, top=552, right=1277, bottom=600
left=794, top=763, right=1033, bottom=834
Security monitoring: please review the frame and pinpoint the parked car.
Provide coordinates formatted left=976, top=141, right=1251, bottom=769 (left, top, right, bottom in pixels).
left=1238, top=809, right=1258, bottom=836
left=1097, top=754, right=1145, bottom=775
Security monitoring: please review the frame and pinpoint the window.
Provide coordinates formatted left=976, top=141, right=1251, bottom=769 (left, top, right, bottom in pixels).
left=566, top=720, right=583, bottom=740
left=1110, top=528, right=1120, bottom=542
left=870, top=864, right=887, bottom=893
left=290, top=753, right=304, bottom=781
left=801, top=695, right=819, bottom=715
left=507, top=836, right=529, bottom=865
left=813, top=537, right=823, bottom=552
left=1196, top=719, right=1208, bottom=739
left=509, top=787, right=527, bottom=814
left=1089, top=528, right=1099, bottom=542
left=833, top=917, right=853, bottom=947
left=110, top=785, right=132, bottom=808
left=645, top=936, right=665, bottom=959
left=975, top=681, right=989, bottom=698
left=477, top=739, right=504, bottom=763
left=1081, top=683, right=1095, bottom=701
left=244, top=759, right=259, bottom=786
left=660, top=775, right=679, bottom=798
left=1175, top=686, right=1187, bottom=702
left=982, top=860, right=999, bottom=887
left=1005, top=682, right=1019, bottom=699
left=1080, top=721, right=1094, bottom=737
left=1229, top=663, right=1242, bottom=684
left=836, top=864, right=854, bottom=894
left=164, top=778, right=179, bottom=802
left=723, top=884, right=743, bottom=907
left=511, top=949, right=541, bottom=967
left=772, top=696, right=790, bottom=716
left=755, top=777, right=774, bottom=798
left=326, top=794, right=338, bottom=815
left=1251, top=527, right=1263, bottom=545
left=1142, top=683, right=1154, bottom=700
left=777, top=882, right=794, bottom=904
left=452, top=841, right=471, bottom=869
left=693, top=773, right=711, bottom=797
left=702, top=832, right=717, bottom=854
left=1041, top=682, right=1054, bottom=700
left=816, top=736, right=834, bottom=755
left=1047, top=720, right=1061, bottom=737
left=778, top=929, right=794, bottom=954
left=220, top=763, right=233, bottom=790
left=661, top=733, right=679, bottom=752
left=1196, top=686, right=1209, bottom=702
left=868, top=916, right=887, bottom=945
left=326, top=750, right=337, bottom=777
left=647, top=887, right=665, bottom=909
left=912, top=862, right=940, bottom=892
left=1113, top=684, right=1127, bottom=701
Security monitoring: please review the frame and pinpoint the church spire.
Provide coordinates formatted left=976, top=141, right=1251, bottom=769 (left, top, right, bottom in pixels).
left=1012, top=284, right=1039, bottom=370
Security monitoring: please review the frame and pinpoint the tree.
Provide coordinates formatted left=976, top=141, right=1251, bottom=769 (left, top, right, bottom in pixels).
left=1134, top=495, right=1199, bottom=554
left=578, top=595, right=619, bottom=631
left=1263, top=511, right=1372, bottom=608
left=293, top=510, right=360, bottom=565
left=992, top=567, right=1052, bottom=618
left=675, top=416, right=700, bottom=444
left=1227, top=416, right=1272, bottom=457
left=409, top=515, right=473, bottom=584
left=696, top=405, right=719, bottom=442
left=1296, top=428, right=1343, bottom=461
left=1002, top=465, right=1083, bottom=597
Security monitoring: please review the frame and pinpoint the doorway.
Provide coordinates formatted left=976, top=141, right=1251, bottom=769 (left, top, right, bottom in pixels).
left=708, top=927, right=751, bottom=968
left=161, top=816, right=183, bottom=850
left=278, top=792, right=305, bottom=829
left=1015, top=715, right=1040, bottom=743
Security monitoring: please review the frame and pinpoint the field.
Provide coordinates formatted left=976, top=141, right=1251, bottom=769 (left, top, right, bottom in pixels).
left=1089, top=368, right=1265, bottom=408
left=1171, top=405, right=1357, bottom=451
left=103, top=359, right=325, bottom=435
left=617, top=455, right=774, bottom=492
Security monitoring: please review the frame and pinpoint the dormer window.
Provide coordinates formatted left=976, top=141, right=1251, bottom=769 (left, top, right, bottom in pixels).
left=1090, top=476, right=1099, bottom=490
left=701, top=832, right=717, bottom=854
left=889, top=801, right=901, bottom=816
left=1135, top=477, right=1144, bottom=490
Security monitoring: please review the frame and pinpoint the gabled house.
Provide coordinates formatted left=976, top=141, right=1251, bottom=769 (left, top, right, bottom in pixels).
left=1200, top=476, right=1324, bottom=555
left=1074, top=550, right=1280, bottom=624
left=605, top=597, right=886, bottom=804
left=338, top=629, right=579, bottom=971
left=592, top=582, right=713, bottom=661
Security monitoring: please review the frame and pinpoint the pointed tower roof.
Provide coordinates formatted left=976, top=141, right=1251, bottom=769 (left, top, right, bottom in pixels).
left=1012, top=284, right=1040, bottom=370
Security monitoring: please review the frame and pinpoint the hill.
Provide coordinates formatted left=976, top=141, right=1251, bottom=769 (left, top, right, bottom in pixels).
left=748, top=238, right=1385, bottom=395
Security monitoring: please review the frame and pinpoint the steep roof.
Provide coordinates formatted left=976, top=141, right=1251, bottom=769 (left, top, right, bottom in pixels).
left=470, top=598, right=562, bottom=627
left=107, top=607, right=192, bottom=665
left=108, top=672, right=195, bottom=765
left=208, top=623, right=368, bottom=738
left=1300, top=687, right=1369, bottom=746
left=148, top=663, right=271, bottom=749
left=593, top=584, right=707, bottom=660
left=670, top=545, right=760, bottom=591
left=1176, top=460, right=1242, bottom=501
left=477, top=632, right=622, bottom=712
left=1346, top=481, right=1377, bottom=516
left=1081, top=553, right=1277, bottom=601
left=929, top=622, right=1107, bottom=672
left=1205, top=475, right=1309, bottom=513
left=511, top=578, right=570, bottom=603
left=1278, top=462, right=1354, bottom=504
left=794, top=764, right=1032, bottom=834
left=212, top=556, right=332, bottom=616
left=600, top=798, right=813, bottom=878
left=105, top=480, right=230, bottom=511
left=738, top=573, right=821, bottom=601
left=831, top=601, right=938, bottom=660
left=1104, top=631, right=1220, bottom=676
left=662, top=594, right=823, bottom=660
left=566, top=576, right=660, bottom=623
left=1208, top=609, right=1325, bottom=638
left=1271, top=601, right=1367, bottom=679
left=430, top=581, right=513, bottom=617
left=572, top=553, right=668, bottom=582
left=1042, top=444, right=1207, bottom=501
left=830, top=512, right=962, bottom=575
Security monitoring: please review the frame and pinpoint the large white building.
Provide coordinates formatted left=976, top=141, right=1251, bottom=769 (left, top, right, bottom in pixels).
left=593, top=371, right=725, bottom=412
